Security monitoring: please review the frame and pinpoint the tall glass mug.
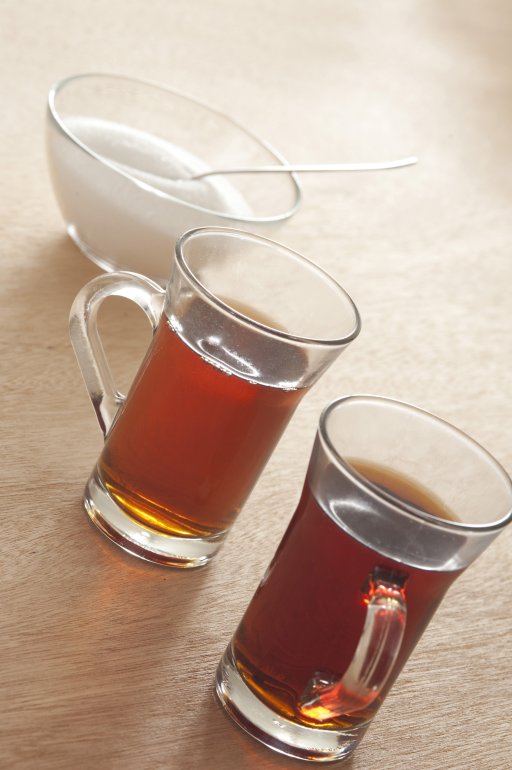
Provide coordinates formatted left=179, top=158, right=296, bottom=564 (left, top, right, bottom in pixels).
left=216, top=395, right=512, bottom=762
left=69, top=227, right=361, bottom=568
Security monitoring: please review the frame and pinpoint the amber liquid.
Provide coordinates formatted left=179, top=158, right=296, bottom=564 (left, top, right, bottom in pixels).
left=97, top=301, right=307, bottom=538
left=233, top=460, right=463, bottom=728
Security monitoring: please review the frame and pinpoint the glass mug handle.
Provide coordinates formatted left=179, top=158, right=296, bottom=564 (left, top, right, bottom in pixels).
left=299, top=567, right=407, bottom=721
left=69, top=272, right=165, bottom=437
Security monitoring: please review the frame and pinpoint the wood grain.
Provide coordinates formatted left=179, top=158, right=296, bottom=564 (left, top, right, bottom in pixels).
left=1, top=2, right=511, bottom=768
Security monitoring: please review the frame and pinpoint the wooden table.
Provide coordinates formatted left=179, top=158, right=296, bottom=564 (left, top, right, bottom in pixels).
left=1, top=2, right=511, bottom=768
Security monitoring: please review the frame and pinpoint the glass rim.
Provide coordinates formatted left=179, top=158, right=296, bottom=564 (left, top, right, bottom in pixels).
left=319, top=394, right=512, bottom=533
left=174, top=226, right=362, bottom=348
left=47, top=71, right=302, bottom=223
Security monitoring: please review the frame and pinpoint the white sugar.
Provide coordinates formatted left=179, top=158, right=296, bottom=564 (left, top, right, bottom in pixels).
left=47, top=116, right=253, bottom=280
left=65, top=116, right=252, bottom=215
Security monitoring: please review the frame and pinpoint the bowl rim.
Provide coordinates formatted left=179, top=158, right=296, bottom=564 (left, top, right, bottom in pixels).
left=47, top=72, right=303, bottom=223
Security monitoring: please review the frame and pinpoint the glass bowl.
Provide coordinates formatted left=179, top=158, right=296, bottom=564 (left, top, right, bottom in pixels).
left=46, top=73, right=302, bottom=283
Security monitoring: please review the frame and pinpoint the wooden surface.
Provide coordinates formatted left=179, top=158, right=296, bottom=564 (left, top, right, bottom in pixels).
left=1, top=2, right=511, bottom=768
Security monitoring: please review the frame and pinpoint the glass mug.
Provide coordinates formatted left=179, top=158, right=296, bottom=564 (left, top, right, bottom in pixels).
left=216, top=395, right=512, bottom=761
left=69, top=227, right=361, bottom=567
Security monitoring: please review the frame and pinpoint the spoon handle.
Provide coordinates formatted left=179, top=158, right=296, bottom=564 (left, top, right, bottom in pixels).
left=190, top=156, right=418, bottom=180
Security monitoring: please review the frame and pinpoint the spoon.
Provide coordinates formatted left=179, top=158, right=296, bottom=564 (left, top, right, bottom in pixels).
left=190, top=156, right=418, bottom=180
